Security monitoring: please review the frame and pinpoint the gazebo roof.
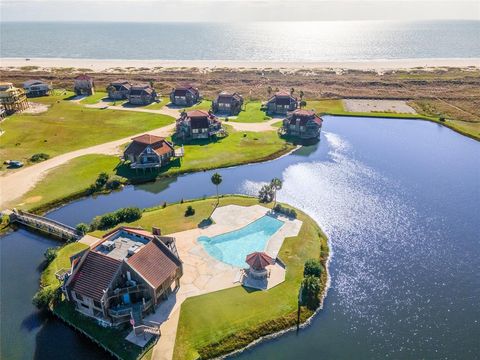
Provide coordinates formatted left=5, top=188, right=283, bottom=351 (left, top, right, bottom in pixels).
left=246, top=252, right=274, bottom=270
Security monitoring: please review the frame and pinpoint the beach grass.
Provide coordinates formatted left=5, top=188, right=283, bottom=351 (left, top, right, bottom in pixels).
left=0, top=93, right=175, bottom=166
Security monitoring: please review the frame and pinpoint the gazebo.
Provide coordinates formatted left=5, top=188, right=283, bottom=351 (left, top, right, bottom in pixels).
left=245, top=252, right=274, bottom=279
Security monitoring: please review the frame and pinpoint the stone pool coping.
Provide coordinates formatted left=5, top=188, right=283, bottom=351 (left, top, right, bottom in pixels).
left=139, top=204, right=303, bottom=360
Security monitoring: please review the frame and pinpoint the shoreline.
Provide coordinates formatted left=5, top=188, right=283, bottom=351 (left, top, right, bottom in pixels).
left=2, top=57, right=480, bottom=71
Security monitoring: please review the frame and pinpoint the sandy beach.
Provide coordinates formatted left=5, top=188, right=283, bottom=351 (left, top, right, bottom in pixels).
left=1, top=57, right=479, bottom=72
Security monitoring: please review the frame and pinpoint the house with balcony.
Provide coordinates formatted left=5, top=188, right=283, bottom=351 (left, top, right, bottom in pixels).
left=0, top=82, right=29, bottom=114
left=74, top=74, right=94, bottom=96
left=123, top=134, right=175, bottom=171
left=23, top=80, right=51, bottom=97
left=265, top=91, right=298, bottom=115
left=62, top=227, right=182, bottom=327
left=175, top=110, right=223, bottom=141
left=107, top=80, right=131, bottom=100
left=169, top=85, right=200, bottom=106
left=212, top=91, right=243, bottom=115
left=281, top=109, right=323, bottom=140
left=128, top=84, right=157, bottom=105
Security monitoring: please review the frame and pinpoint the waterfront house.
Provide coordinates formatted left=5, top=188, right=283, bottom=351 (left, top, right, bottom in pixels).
left=0, top=104, right=6, bottom=119
left=22, top=80, right=51, bottom=97
left=212, top=91, right=244, bottom=115
left=74, top=74, right=94, bottom=96
left=107, top=80, right=131, bottom=100
left=265, top=91, right=298, bottom=114
left=123, top=134, right=175, bottom=170
left=281, top=109, right=323, bottom=140
left=0, top=82, right=29, bottom=114
left=175, top=110, right=223, bottom=140
left=169, top=85, right=200, bottom=106
left=63, top=227, right=182, bottom=326
left=128, top=84, right=157, bottom=105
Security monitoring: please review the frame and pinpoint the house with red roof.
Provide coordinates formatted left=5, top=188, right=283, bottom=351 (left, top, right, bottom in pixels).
left=265, top=91, right=298, bottom=114
left=73, top=74, right=94, bottom=96
left=175, top=110, right=223, bottom=141
left=123, top=134, right=175, bottom=170
left=169, top=85, right=200, bottom=106
left=128, top=83, right=157, bottom=105
left=62, top=227, right=182, bottom=326
left=281, top=109, right=323, bottom=140
left=212, top=91, right=244, bottom=115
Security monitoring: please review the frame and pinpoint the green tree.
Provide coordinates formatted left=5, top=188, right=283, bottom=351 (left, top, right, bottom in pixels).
left=258, top=184, right=274, bottom=203
left=95, top=172, right=109, bottom=188
left=270, top=178, right=282, bottom=207
left=76, top=223, right=89, bottom=235
left=301, top=275, right=321, bottom=310
left=211, top=173, right=223, bottom=204
left=304, top=258, right=322, bottom=278
left=44, top=247, right=58, bottom=265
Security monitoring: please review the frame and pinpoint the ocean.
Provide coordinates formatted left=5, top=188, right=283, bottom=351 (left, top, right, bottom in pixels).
left=1, top=20, right=479, bottom=61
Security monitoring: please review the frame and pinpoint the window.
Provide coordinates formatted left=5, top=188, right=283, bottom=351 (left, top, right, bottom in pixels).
left=93, top=300, right=102, bottom=309
left=75, top=292, right=83, bottom=301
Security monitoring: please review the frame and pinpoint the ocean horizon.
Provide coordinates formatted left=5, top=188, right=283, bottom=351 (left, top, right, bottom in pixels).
left=2, top=20, right=479, bottom=61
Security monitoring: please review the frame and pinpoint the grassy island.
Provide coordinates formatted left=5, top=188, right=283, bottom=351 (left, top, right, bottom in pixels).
left=39, top=195, right=329, bottom=360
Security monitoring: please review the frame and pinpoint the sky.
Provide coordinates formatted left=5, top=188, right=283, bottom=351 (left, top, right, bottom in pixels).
left=1, top=0, right=479, bottom=22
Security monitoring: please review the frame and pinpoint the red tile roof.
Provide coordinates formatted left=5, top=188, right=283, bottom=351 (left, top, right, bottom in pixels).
left=127, top=238, right=180, bottom=289
left=246, top=252, right=274, bottom=270
left=131, top=134, right=165, bottom=145
left=186, top=110, right=210, bottom=118
left=69, top=251, right=121, bottom=301
left=287, top=109, right=323, bottom=126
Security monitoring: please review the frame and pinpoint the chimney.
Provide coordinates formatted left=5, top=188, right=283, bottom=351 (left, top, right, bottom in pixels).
left=152, top=227, right=161, bottom=236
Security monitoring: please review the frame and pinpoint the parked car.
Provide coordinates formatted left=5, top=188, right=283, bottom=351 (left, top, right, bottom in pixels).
left=6, top=160, right=24, bottom=168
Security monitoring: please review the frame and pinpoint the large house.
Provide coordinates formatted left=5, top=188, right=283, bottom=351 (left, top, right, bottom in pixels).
left=128, top=84, right=157, bottom=105
left=23, top=80, right=50, bottom=97
left=107, top=80, right=131, bottom=100
left=169, top=85, right=200, bottom=106
left=74, top=74, right=94, bottom=96
left=62, top=227, right=182, bottom=326
left=281, top=109, right=323, bottom=140
left=0, top=82, right=29, bottom=114
left=175, top=110, right=223, bottom=140
left=265, top=91, right=298, bottom=115
left=124, top=134, right=175, bottom=170
left=212, top=91, right=244, bottom=115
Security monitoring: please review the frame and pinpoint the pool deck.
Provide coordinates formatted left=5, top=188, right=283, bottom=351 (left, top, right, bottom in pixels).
left=124, top=204, right=302, bottom=360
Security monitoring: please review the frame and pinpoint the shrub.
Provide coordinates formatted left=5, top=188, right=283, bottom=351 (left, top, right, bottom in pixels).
left=32, top=287, right=57, bottom=308
left=44, top=247, right=58, bottom=265
left=185, top=205, right=195, bottom=217
left=106, top=176, right=122, bottom=190
left=95, top=172, right=110, bottom=188
left=76, top=223, right=89, bottom=235
left=258, top=184, right=274, bottom=203
left=300, top=100, right=307, bottom=108
left=89, top=207, right=142, bottom=230
left=30, top=153, right=50, bottom=162
left=162, top=202, right=167, bottom=208
left=304, top=259, right=322, bottom=278
left=301, top=275, right=321, bottom=310
left=273, top=204, right=297, bottom=218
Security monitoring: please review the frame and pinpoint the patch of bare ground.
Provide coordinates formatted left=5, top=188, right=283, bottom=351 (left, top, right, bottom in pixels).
left=22, top=102, right=49, bottom=114
left=343, top=99, right=417, bottom=114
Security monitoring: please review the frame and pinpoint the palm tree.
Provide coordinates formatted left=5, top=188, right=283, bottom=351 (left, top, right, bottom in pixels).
left=267, top=86, right=272, bottom=97
left=211, top=173, right=223, bottom=204
left=270, top=178, right=282, bottom=207
left=299, top=90, right=304, bottom=101
left=290, top=87, right=295, bottom=95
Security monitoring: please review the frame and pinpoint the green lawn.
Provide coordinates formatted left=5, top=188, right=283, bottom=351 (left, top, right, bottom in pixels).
left=306, top=99, right=345, bottom=113
left=145, top=97, right=171, bottom=110
left=14, top=128, right=294, bottom=211
left=0, top=94, right=175, bottom=165
left=41, top=242, right=89, bottom=291
left=17, top=154, right=123, bottom=210
left=79, top=91, right=109, bottom=105
left=233, top=101, right=271, bottom=123
left=189, top=100, right=212, bottom=111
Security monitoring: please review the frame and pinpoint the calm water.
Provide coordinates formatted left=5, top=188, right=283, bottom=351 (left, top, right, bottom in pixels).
left=1, top=21, right=480, bottom=60
left=1, top=116, right=479, bottom=359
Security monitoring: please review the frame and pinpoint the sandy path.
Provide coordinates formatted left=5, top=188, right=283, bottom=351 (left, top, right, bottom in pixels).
left=0, top=123, right=175, bottom=209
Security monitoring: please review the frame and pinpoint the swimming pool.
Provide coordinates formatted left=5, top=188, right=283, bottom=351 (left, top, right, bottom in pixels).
left=198, top=215, right=284, bottom=268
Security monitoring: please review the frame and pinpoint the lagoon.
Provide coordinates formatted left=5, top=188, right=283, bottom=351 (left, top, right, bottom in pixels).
left=1, top=116, right=479, bottom=359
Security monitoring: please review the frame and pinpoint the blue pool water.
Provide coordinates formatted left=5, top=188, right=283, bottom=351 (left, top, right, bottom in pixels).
left=198, top=216, right=284, bottom=268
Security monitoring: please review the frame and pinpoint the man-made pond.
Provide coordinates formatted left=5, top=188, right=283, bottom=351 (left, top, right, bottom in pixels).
left=1, top=116, right=479, bottom=359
